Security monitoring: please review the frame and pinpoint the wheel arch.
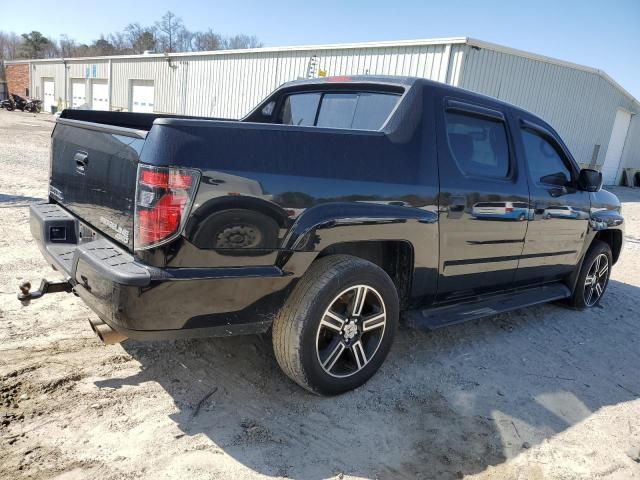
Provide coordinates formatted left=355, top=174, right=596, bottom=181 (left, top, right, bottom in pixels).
left=316, top=240, right=414, bottom=309
left=593, top=229, right=623, bottom=264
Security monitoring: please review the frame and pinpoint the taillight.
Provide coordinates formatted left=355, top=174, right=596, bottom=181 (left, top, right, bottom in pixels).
left=505, top=207, right=513, bottom=212
left=134, top=164, right=200, bottom=250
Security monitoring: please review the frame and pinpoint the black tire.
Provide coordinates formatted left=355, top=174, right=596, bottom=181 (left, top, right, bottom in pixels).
left=272, top=254, right=399, bottom=395
left=568, top=239, right=612, bottom=309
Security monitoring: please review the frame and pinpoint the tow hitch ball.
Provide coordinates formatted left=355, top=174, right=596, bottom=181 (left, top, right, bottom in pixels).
left=18, top=279, right=73, bottom=302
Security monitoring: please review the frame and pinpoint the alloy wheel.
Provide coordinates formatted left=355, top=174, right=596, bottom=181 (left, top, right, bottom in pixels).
left=584, top=253, right=609, bottom=306
left=315, top=285, right=386, bottom=378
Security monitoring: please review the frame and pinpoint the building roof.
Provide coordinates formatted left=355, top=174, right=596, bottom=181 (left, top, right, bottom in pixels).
left=4, top=36, right=637, bottom=105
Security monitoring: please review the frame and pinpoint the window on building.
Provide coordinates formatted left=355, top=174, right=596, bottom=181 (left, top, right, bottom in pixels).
left=445, top=111, right=510, bottom=178
left=521, top=129, right=572, bottom=187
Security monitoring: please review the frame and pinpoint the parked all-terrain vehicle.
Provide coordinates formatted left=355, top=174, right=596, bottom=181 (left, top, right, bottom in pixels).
left=24, top=98, right=43, bottom=113
left=21, top=76, right=624, bottom=395
left=9, top=94, right=42, bottom=113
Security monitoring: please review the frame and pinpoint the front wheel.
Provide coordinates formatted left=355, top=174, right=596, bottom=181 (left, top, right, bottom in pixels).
left=568, top=240, right=612, bottom=309
left=272, top=255, right=399, bottom=395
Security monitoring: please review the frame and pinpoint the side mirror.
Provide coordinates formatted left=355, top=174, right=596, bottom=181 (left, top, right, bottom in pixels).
left=578, top=168, right=603, bottom=192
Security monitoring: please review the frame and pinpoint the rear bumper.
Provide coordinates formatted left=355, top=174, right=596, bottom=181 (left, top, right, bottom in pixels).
left=30, top=202, right=296, bottom=339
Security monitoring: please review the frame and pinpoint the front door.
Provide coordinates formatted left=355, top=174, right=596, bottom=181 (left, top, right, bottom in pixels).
left=513, top=115, right=590, bottom=285
left=436, top=95, right=530, bottom=301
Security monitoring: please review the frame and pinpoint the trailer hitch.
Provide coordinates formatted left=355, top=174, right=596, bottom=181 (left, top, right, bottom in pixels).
left=18, top=279, right=73, bottom=303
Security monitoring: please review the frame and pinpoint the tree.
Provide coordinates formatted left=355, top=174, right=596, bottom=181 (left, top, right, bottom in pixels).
left=91, top=37, right=116, bottom=56
left=125, top=23, right=157, bottom=54
left=0, top=15, right=262, bottom=60
left=193, top=29, right=223, bottom=51
left=174, top=28, right=194, bottom=53
left=223, top=34, right=263, bottom=50
left=0, top=31, right=23, bottom=60
left=58, top=34, right=78, bottom=57
left=108, top=32, right=129, bottom=53
left=20, top=31, right=50, bottom=58
left=154, top=11, right=184, bottom=53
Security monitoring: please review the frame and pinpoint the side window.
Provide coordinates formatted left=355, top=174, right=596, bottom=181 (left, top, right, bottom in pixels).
left=520, top=129, right=572, bottom=186
left=280, top=93, right=321, bottom=126
left=445, top=111, right=510, bottom=178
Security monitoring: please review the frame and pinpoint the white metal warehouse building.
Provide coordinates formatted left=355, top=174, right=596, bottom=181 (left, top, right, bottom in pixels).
left=5, top=37, right=639, bottom=185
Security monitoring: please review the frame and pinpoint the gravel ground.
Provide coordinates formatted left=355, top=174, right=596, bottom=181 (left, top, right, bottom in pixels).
left=0, top=109, right=639, bottom=480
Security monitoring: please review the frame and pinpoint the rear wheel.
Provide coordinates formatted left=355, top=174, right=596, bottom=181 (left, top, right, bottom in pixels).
left=272, top=255, right=399, bottom=395
left=569, top=240, right=612, bottom=309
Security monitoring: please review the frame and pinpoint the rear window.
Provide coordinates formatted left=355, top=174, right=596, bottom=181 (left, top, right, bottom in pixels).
left=279, top=91, right=399, bottom=130
left=280, top=93, right=321, bottom=126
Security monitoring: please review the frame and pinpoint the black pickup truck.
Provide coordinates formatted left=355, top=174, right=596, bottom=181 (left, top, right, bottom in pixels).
left=23, top=76, right=624, bottom=395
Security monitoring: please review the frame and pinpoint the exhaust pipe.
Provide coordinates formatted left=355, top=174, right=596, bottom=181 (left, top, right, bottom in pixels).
left=88, top=318, right=128, bottom=345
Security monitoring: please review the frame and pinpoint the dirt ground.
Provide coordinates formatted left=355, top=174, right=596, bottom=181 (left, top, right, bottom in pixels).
left=0, top=109, right=639, bottom=480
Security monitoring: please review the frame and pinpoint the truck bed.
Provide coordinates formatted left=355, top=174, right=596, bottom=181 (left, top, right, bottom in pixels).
left=59, top=109, right=233, bottom=130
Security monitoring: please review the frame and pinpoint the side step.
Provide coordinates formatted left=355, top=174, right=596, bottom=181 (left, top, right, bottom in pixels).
left=403, top=283, right=571, bottom=331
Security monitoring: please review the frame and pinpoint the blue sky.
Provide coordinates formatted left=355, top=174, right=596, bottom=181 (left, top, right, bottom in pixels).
left=7, top=0, right=640, bottom=98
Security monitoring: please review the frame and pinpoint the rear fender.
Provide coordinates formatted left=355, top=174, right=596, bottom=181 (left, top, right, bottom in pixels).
left=280, top=202, right=439, bottom=303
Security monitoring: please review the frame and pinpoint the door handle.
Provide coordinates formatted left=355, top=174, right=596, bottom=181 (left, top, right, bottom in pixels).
left=74, top=151, right=88, bottom=173
left=449, top=195, right=467, bottom=211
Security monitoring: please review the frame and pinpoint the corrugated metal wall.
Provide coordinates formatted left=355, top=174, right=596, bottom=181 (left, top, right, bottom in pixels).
left=27, top=43, right=457, bottom=117
left=22, top=39, right=639, bottom=174
left=456, top=45, right=639, bottom=168
left=621, top=115, right=640, bottom=176
left=176, top=44, right=456, bottom=118
left=30, top=63, right=65, bottom=102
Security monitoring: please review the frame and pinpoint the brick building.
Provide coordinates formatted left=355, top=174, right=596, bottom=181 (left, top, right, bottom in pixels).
left=5, top=63, right=30, bottom=97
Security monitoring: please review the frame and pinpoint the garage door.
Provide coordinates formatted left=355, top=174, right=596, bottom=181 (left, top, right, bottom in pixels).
left=601, top=109, right=632, bottom=185
left=43, top=79, right=55, bottom=113
left=131, top=82, right=154, bottom=113
left=91, top=81, right=109, bottom=111
left=71, top=80, right=86, bottom=108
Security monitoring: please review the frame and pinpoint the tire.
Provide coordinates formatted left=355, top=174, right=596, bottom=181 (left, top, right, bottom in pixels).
left=192, top=209, right=280, bottom=249
left=568, top=239, right=612, bottom=309
left=272, top=254, right=399, bottom=395
left=518, top=213, right=525, bottom=221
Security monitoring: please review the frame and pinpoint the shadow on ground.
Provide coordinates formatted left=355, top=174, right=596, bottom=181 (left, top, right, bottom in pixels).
left=0, top=193, right=44, bottom=208
left=95, top=279, right=640, bottom=479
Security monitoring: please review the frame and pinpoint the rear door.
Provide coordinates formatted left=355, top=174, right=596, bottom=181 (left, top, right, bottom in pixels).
left=512, top=115, right=590, bottom=285
left=436, top=96, right=530, bottom=301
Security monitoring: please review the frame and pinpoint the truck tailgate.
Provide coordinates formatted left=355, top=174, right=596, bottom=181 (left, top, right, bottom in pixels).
left=49, top=118, right=146, bottom=251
